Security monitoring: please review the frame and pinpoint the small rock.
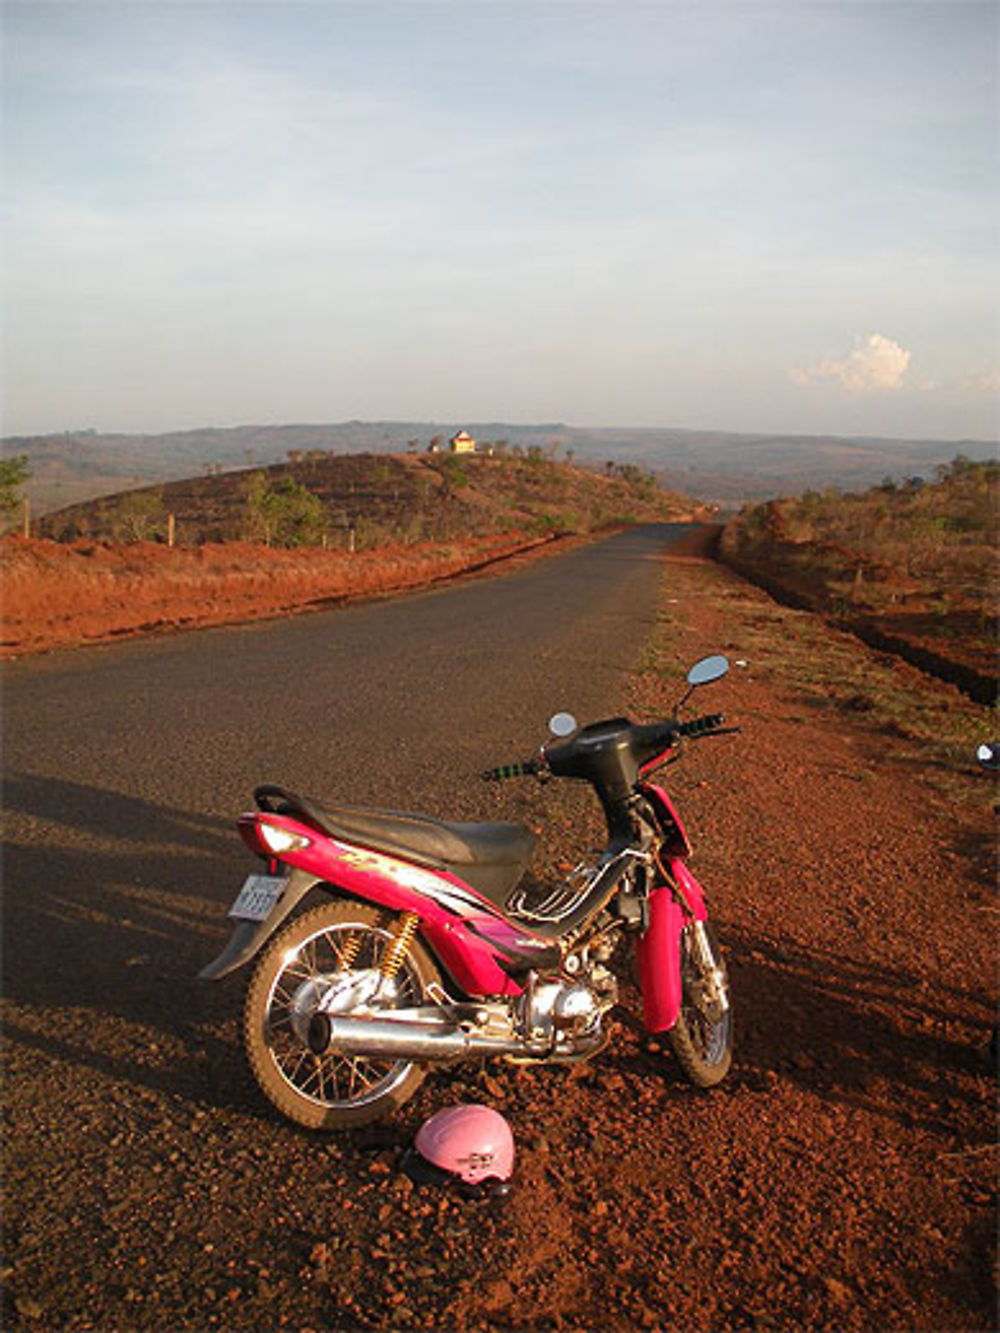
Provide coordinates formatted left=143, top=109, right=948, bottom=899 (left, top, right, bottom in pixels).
left=823, top=1277, right=850, bottom=1304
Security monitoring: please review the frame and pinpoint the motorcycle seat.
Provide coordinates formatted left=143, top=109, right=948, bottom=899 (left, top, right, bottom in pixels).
left=254, top=785, right=536, bottom=906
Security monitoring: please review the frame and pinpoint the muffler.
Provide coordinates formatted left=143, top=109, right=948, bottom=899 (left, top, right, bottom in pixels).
left=307, top=1012, right=526, bottom=1062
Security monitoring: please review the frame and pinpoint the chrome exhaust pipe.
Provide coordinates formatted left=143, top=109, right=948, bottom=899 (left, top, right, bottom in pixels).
left=307, top=1012, right=526, bottom=1062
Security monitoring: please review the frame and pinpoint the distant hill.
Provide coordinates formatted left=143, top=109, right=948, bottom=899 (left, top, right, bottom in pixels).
left=34, top=450, right=703, bottom=547
left=5, top=420, right=996, bottom=515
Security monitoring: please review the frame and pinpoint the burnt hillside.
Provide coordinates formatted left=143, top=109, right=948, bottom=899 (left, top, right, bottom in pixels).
left=36, top=451, right=703, bottom=547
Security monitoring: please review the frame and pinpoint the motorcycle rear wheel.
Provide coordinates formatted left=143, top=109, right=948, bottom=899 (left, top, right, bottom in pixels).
left=668, top=921, right=733, bottom=1087
left=243, top=898, right=441, bottom=1130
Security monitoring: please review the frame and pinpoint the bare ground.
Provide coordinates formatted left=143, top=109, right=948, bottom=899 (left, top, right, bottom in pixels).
left=0, top=531, right=566, bottom=658
left=2, top=541, right=996, bottom=1331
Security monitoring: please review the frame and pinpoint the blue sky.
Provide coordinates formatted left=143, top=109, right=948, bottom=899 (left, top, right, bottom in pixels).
left=3, top=0, right=997, bottom=439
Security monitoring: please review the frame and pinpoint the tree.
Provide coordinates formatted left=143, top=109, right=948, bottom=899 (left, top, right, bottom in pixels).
left=113, top=488, right=166, bottom=542
left=0, top=455, right=30, bottom=520
left=244, top=471, right=328, bottom=547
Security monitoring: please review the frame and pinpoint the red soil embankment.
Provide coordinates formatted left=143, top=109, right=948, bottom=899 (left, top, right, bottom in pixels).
left=0, top=532, right=556, bottom=657
left=718, top=511, right=997, bottom=705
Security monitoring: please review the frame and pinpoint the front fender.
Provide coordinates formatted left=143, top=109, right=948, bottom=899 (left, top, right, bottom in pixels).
left=198, top=867, right=325, bottom=980
left=635, top=860, right=708, bottom=1032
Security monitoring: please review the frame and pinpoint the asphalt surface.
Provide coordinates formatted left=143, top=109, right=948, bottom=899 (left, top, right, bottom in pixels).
left=1, top=523, right=686, bottom=1330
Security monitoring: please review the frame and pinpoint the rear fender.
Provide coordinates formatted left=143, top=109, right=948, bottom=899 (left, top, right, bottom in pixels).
left=635, top=859, right=708, bottom=1032
left=198, top=867, right=324, bottom=980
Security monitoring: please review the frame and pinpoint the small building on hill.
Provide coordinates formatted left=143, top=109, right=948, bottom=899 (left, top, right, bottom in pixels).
left=450, top=430, right=476, bottom=454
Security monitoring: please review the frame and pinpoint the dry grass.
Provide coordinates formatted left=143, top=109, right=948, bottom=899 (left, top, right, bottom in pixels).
left=719, top=458, right=998, bottom=695
left=632, top=552, right=996, bottom=812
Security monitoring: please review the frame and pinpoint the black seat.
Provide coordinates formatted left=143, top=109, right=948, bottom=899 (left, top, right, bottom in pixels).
left=254, top=786, right=535, bottom=906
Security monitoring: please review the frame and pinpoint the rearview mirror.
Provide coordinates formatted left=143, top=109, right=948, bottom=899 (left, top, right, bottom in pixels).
left=548, top=712, right=578, bottom=738
left=687, top=655, right=730, bottom=688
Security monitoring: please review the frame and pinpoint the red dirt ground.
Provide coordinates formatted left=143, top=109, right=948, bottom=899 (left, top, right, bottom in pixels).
left=0, top=532, right=562, bottom=658
left=2, top=530, right=995, bottom=1331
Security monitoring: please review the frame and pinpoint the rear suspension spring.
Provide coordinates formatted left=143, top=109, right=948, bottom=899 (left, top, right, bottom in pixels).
left=379, top=912, right=420, bottom=980
left=337, top=931, right=362, bottom=972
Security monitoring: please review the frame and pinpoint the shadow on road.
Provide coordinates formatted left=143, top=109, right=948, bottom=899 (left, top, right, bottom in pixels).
left=715, top=920, right=993, bottom=1134
left=2, top=772, right=261, bottom=1114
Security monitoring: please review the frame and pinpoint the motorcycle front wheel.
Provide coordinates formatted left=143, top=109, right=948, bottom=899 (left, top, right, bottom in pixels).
left=668, top=921, right=733, bottom=1087
left=243, top=899, right=442, bottom=1130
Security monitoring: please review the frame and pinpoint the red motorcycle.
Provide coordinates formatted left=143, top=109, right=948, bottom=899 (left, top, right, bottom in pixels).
left=201, top=655, right=738, bottom=1129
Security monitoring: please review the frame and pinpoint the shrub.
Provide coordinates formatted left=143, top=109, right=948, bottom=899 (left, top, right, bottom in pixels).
left=244, top=472, right=328, bottom=547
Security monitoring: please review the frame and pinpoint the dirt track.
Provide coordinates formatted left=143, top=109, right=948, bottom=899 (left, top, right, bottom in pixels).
left=2, top=530, right=996, bottom=1331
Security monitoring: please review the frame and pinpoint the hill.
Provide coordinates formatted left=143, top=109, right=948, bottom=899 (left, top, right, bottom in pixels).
left=7, top=421, right=995, bottom=515
left=34, top=449, right=703, bottom=547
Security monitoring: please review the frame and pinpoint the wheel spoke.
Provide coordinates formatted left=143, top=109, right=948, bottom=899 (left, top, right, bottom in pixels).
left=253, top=912, right=433, bottom=1118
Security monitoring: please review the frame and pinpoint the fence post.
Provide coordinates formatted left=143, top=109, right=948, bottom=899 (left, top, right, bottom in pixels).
left=21, top=497, right=30, bottom=539
left=167, top=513, right=176, bottom=548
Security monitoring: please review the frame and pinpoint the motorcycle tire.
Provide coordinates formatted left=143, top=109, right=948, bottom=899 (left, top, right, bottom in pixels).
left=668, top=921, right=733, bottom=1087
left=243, top=898, right=442, bottom=1130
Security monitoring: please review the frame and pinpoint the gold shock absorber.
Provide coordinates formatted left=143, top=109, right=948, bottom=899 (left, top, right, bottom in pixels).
left=379, top=912, right=420, bottom=980
left=338, top=931, right=362, bottom=971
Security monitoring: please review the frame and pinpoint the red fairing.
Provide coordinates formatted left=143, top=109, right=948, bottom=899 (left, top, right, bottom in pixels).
left=639, top=782, right=692, bottom=857
left=239, top=812, right=533, bottom=997
left=635, top=859, right=708, bottom=1032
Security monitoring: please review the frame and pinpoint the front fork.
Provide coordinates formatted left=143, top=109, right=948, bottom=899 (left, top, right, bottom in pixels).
left=688, top=919, right=729, bottom=1018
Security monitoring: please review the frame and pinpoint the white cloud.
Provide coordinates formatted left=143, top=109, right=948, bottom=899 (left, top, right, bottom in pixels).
left=791, top=333, right=911, bottom=393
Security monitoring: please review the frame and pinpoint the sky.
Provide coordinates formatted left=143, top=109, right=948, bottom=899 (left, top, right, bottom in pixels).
left=2, top=0, right=997, bottom=440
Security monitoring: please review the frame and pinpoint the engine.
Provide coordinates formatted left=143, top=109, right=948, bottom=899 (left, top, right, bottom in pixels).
left=512, top=925, right=620, bottom=1059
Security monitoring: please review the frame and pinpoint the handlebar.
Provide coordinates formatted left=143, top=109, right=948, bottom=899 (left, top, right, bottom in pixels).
left=482, top=713, right=737, bottom=783
left=481, top=757, right=544, bottom=782
left=674, top=712, right=727, bottom=739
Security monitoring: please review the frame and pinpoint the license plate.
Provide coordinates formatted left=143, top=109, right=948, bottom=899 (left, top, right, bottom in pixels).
left=228, top=874, right=285, bottom=921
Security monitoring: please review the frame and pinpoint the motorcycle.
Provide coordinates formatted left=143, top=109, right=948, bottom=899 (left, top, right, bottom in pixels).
left=201, top=655, right=738, bottom=1129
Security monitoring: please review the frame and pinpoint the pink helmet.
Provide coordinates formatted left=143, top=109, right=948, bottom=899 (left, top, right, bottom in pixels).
left=404, top=1104, right=515, bottom=1196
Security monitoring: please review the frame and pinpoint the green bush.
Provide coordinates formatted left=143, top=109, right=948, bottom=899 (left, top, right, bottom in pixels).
left=245, top=472, right=328, bottom=547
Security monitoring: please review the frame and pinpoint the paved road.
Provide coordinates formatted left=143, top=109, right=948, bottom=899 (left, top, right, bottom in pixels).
left=1, top=523, right=687, bottom=1329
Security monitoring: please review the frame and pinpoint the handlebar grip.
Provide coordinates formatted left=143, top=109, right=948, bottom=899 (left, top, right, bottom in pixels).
left=481, top=759, right=539, bottom=782
left=676, top=713, right=725, bottom=738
